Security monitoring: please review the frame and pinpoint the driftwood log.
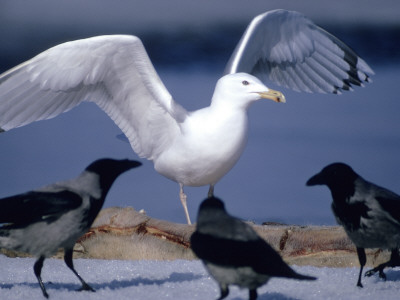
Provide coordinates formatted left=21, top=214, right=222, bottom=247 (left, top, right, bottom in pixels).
left=1, top=206, right=391, bottom=267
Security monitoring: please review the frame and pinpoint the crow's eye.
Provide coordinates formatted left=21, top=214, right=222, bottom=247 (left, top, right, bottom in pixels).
left=242, top=80, right=249, bottom=86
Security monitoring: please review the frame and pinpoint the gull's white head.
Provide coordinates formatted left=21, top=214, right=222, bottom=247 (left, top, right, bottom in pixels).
left=212, top=73, right=285, bottom=109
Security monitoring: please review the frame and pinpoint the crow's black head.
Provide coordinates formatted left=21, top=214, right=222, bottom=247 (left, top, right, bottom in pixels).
left=85, top=158, right=142, bottom=194
left=307, top=163, right=358, bottom=187
left=86, top=158, right=141, bottom=174
left=306, top=162, right=359, bottom=201
left=196, top=196, right=228, bottom=226
left=199, top=196, right=226, bottom=211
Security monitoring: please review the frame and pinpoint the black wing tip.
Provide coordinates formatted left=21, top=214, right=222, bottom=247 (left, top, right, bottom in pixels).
left=332, top=69, right=371, bottom=94
left=337, top=44, right=374, bottom=93
left=0, top=127, right=4, bottom=133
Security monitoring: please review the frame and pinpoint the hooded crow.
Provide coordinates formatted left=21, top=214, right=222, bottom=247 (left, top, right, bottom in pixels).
left=306, top=162, right=400, bottom=287
left=0, top=158, right=141, bottom=298
left=190, top=196, right=316, bottom=300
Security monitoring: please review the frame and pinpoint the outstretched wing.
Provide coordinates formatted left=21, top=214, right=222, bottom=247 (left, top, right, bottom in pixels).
left=225, top=9, right=374, bottom=94
left=0, top=35, right=187, bottom=160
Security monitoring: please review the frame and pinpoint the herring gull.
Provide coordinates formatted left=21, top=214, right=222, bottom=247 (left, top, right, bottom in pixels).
left=0, top=9, right=373, bottom=224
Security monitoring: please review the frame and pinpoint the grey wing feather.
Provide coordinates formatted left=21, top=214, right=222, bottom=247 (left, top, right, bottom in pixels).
left=225, top=9, right=373, bottom=94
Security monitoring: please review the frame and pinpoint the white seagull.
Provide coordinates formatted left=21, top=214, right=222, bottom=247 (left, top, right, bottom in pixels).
left=0, top=10, right=373, bottom=224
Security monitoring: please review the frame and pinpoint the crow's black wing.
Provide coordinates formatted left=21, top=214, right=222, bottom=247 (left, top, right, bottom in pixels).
left=191, top=230, right=278, bottom=267
left=191, top=230, right=313, bottom=279
left=375, top=188, right=400, bottom=225
left=0, top=190, right=82, bottom=225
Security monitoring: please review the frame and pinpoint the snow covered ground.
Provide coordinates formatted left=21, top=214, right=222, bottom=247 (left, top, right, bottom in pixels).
left=1, top=256, right=399, bottom=299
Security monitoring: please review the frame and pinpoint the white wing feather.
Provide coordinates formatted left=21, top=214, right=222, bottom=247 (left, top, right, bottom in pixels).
left=225, top=9, right=374, bottom=94
left=0, top=35, right=187, bottom=160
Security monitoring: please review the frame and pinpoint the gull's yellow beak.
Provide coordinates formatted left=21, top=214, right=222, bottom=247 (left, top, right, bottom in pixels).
left=258, top=89, right=286, bottom=103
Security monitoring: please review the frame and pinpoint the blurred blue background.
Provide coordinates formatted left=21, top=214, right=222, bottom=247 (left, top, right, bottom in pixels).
left=0, top=0, right=399, bottom=225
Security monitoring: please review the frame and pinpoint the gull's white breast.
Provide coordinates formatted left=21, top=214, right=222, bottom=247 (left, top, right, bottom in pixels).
left=154, top=106, right=248, bottom=186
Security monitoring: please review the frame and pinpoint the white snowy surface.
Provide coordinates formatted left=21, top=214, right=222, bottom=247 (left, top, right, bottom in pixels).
left=0, top=256, right=399, bottom=299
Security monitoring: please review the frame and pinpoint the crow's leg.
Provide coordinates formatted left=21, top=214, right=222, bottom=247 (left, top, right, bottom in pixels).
left=356, top=247, right=366, bottom=287
left=34, top=256, right=49, bottom=298
left=249, top=289, right=258, bottom=300
left=64, top=248, right=95, bottom=292
left=365, top=248, right=400, bottom=280
left=217, top=284, right=229, bottom=300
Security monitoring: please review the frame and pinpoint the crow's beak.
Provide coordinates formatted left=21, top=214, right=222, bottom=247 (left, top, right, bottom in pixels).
left=306, top=173, right=325, bottom=186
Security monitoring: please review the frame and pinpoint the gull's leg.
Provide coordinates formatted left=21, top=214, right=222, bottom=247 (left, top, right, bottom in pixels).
left=179, top=183, right=192, bottom=225
left=208, top=185, right=214, bottom=197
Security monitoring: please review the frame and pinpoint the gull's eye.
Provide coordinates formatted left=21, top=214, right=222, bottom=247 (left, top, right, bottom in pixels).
left=242, top=80, right=249, bottom=86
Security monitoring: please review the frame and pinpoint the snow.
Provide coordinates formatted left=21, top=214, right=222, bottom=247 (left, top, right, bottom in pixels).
left=1, top=256, right=399, bottom=299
